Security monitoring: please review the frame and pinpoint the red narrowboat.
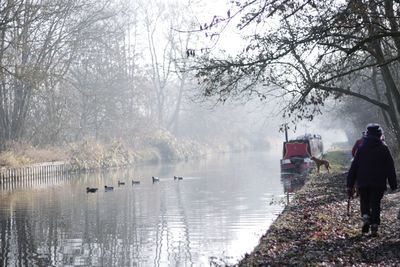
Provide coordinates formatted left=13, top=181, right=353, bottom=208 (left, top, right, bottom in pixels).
left=280, top=134, right=324, bottom=173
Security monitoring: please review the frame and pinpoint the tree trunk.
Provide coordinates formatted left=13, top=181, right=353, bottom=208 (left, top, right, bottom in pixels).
left=372, top=67, right=400, bottom=150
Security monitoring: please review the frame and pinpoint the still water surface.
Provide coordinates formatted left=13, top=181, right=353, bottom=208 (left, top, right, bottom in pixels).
left=0, top=151, right=290, bottom=266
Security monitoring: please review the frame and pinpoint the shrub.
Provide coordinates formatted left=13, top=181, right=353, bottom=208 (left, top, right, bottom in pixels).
left=68, top=139, right=104, bottom=170
left=0, top=152, right=28, bottom=167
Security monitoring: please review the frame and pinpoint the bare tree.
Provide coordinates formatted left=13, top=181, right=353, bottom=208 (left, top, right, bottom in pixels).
left=0, top=0, right=115, bottom=149
left=193, top=0, right=400, bottom=148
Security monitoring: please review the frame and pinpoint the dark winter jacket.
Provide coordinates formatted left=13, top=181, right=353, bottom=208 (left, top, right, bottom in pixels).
left=347, top=136, right=397, bottom=190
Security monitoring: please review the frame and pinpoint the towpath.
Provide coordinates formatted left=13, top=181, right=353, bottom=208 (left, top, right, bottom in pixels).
left=239, top=172, right=400, bottom=266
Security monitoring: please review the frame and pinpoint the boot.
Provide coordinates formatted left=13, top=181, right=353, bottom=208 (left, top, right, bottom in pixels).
left=361, top=214, right=370, bottom=234
left=370, top=224, right=378, bottom=237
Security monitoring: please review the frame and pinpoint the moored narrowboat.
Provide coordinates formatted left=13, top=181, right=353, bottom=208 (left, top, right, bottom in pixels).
left=280, top=134, right=324, bottom=173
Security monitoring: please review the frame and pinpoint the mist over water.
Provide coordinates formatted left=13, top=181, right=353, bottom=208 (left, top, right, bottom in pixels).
left=0, top=151, right=289, bottom=266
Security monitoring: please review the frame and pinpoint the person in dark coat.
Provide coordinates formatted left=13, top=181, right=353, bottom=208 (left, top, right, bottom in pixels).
left=347, top=123, right=397, bottom=236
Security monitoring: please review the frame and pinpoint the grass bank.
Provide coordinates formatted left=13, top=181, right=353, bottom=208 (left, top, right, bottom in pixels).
left=239, top=150, right=400, bottom=266
left=0, top=132, right=210, bottom=169
left=324, top=149, right=352, bottom=171
left=0, top=130, right=268, bottom=169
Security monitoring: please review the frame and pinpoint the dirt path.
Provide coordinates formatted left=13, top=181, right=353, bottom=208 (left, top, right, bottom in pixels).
left=239, top=173, right=400, bottom=266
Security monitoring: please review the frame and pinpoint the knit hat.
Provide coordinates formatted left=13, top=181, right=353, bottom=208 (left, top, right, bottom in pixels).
left=366, top=123, right=383, bottom=138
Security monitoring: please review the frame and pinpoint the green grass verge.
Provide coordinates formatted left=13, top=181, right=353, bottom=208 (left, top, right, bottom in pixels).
left=324, top=150, right=352, bottom=173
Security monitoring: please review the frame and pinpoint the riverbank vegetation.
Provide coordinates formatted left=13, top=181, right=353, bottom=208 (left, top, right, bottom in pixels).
left=0, top=129, right=271, bottom=168
left=324, top=150, right=352, bottom=173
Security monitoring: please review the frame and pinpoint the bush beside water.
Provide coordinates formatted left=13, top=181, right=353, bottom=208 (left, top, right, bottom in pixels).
left=0, top=132, right=211, bottom=169
left=0, top=131, right=271, bottom=169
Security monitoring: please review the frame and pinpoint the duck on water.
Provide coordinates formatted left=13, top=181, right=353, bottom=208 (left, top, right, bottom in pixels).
left=104, top=186, right=114, bottom=191
left=86, top=187, right=98, bottom=193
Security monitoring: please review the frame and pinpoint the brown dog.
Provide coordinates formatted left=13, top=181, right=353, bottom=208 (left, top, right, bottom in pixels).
left=310, top=156, right=331, bottom=173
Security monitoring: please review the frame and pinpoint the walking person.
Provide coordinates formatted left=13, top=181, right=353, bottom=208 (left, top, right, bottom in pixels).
left=347, top=123, right=397, bottom=236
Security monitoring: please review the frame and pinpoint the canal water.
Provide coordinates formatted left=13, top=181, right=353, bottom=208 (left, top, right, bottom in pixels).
left=0, top=151, right=293, bottom=266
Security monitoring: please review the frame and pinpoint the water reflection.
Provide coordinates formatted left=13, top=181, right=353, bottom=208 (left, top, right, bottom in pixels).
left=0, top=152, right=286, bottom=266
left=280, top=172, right=307, bottom=194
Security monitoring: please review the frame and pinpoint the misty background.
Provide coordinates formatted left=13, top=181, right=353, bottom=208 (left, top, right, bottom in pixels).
left=1, top=0, right=381, bottom=161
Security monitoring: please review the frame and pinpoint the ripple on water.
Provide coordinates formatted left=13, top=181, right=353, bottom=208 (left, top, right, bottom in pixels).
left=0, top=151, right=285, bottom=266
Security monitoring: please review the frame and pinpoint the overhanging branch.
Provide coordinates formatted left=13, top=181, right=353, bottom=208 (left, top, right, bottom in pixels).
left=312, top=83, right=390, bottom=110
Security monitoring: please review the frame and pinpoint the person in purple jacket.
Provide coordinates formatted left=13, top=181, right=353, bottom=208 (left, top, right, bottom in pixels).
left=347, top=123, right=397, bottom=236
left=351, top=131, right=365, bottom=157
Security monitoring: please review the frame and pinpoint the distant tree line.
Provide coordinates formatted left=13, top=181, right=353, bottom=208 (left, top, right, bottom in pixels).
left=0, top=0, right=192, bottom=151
left=0, top=0, right=144, bottom=150
left=0, top=0, right=268, bottom=153
left=0, top=0, right=193, bottom=150
left=194, top=0, right=400, bottom=151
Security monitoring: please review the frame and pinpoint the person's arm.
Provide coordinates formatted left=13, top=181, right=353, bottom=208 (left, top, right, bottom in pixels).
left=385, top=147, right=397, bottom=190
left=347, top=153, right=359, bottom=190
left=351, top=141, right=358, bottom=157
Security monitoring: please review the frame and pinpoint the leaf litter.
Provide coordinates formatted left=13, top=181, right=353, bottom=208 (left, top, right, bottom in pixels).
left=238, top=172, right=400, bottom=266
